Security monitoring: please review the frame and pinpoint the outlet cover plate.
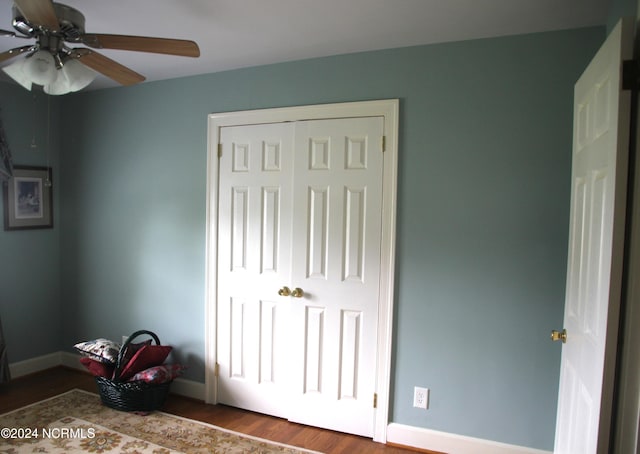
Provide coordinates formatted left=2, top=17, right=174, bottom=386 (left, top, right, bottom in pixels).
left=413, top=386, right=429, bottom=409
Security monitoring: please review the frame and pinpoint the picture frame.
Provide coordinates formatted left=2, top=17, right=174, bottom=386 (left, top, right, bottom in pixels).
left=2, top=166, right=53, bottom=230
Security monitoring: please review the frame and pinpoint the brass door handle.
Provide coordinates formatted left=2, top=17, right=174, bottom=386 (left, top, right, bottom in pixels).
left=551, top=329, right=567, bottom=343
left=291, top=287, right=304, bottom=298
left=278, top=286, right=291, bottom=297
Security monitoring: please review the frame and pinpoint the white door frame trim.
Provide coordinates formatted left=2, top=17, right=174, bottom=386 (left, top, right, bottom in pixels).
left=204, top=99, right=399, bottom=443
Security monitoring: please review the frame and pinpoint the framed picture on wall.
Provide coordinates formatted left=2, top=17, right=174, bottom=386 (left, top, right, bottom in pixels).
left=2, top=166, right=53, bottom=230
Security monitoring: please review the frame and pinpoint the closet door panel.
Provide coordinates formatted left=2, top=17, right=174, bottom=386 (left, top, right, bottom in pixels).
left=217, top=123, right=295, bottom=418
left=288, top=117, right=384, bottom=437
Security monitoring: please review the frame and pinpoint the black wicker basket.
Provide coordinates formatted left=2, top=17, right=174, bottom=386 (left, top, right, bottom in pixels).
left=95, top=330, right=171, bottom=412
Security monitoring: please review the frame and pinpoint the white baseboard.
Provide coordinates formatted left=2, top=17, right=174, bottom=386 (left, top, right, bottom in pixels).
left=9, top=352, right=65, bottom=378
left=386, top=423, right=552, bottom=454
left=170, top=377, right=206, bottom=400
left=11, top=352, right=206, bottom=401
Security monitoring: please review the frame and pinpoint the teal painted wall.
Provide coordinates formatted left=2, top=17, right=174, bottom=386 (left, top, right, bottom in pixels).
left=56, top=27, right=602, bottom=450
left=0, top=86, right=62, bottom=361
left=0, top=25, right=604, bottom=450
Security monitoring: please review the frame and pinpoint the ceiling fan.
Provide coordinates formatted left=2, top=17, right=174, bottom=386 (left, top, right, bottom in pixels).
left=0, top=0, right=200, bottom=93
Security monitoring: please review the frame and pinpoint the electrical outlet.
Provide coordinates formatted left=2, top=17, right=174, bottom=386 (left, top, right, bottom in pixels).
left=413, top=386, right=429, bottom=409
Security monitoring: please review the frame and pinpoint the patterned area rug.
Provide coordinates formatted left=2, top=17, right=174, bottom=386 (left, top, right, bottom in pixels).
left=0, top=389, right=322, bottom=453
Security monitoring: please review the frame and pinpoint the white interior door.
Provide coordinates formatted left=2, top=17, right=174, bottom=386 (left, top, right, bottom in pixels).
left=216, top=122, right=295, bottom=418
left=287, top=118, right=384, bottom=436
left=554, top=18, right=632, bottom=453
left=216, top=116, right=384, bottom=437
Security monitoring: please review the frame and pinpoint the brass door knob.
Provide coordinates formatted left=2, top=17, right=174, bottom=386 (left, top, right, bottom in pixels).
left=278, top=286, right=291, bottom=297
left=291, top=287, right=304, bottom=298
left=551, top=329, right=567, bottom=343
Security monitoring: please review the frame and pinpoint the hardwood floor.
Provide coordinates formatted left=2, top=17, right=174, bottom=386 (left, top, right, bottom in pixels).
left=0, top=367, right=422, bottom=454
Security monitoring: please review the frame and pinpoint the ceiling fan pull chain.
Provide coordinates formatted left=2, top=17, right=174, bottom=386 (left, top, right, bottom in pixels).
left=30, top=93, right=37, bottom=149
left=44, top=94, right=51, bottom=187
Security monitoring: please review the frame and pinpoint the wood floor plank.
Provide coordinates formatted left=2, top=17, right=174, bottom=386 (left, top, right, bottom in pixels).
left=0, top=367, right=420, bottom=453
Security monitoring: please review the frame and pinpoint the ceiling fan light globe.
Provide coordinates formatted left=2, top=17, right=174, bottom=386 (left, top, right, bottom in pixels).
left=44, top=69, right=72, bottom=95
left=1, top=58, right=32, bottom=90
left=63, top=59, right=97, bottom=92
left=24, top=50, right=57, bottom=85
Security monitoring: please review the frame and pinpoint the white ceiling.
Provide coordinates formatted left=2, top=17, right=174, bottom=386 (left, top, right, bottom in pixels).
left=0, top=0, right=611, bottom=91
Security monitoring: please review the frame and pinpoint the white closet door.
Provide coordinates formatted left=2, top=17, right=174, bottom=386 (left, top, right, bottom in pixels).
left=217, top=122, right=295, bottom=418
left=287, top=117, right=384, bottom=437
left=216, top=116, right=385, bottom=438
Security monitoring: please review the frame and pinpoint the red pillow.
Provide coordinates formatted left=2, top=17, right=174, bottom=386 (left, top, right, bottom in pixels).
left=120, top=340, right=152, bottom=367
left=80, top=357, right=114, bottom=378
left=117, top=345, right=172, bottom=381
left=128, top=364, right=186, bottom=384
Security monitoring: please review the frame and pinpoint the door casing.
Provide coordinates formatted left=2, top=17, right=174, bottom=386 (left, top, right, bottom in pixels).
left=204, top=99, right=399, bottom=442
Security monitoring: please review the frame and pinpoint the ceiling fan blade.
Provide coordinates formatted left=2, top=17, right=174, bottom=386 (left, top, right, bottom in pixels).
left=81, top=34, right=200, bottom=57
left=70, top=49, right=145, bottom=86
left=0, top=45, right=34, bottom=63
left=13, top=0, right=59, bottom=31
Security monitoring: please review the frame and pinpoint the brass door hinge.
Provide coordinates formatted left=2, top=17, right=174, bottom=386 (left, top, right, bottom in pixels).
left=373, top=393, right=378, bottom=408
left=218, top=143, right=222, bottom=158
left=381, top=136, right=386, bottom=152
left=214, top=362, right=220, bottom=377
